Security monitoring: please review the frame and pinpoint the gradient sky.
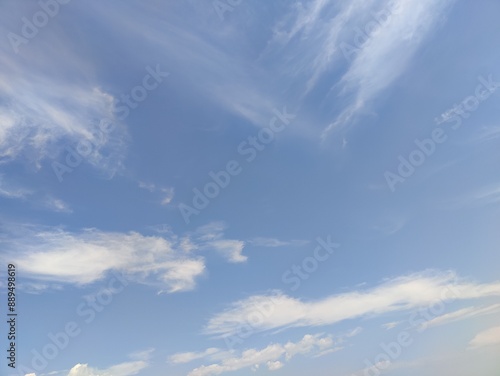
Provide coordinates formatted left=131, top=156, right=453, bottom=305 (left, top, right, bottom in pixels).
left=1, top=1, right=500, bottom=376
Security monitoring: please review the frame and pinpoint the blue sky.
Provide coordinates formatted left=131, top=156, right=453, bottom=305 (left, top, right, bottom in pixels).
left=1, top=0, right=500, bottom=375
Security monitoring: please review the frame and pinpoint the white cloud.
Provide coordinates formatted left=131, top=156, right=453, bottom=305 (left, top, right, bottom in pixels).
left=13, top=229, right=204, bottom=292
left=263, top=0, right=457, bottom=139
left=423, top=303, right=500, bottom=329
left=0, top=174, right=32, bottom=199
left=17, top=282, right=64, bottom=294
left=266, top=360, right=284, bottom=370
left=445, top=182, right=500, bottom=210
left=1, top=222, right=246, bottom=292
left=207, top=239, right=246, bottom=263
left=66, top=360, right=147, bottom=376
left=138, top=182, right=175, bottom=206
left=248, top=237, right=309, bottom=247
left=24, top=350, right=152, bottom=376
left=160, top=187, right=175, bottom=205
left=42, top=196, right=72, bottom=213
left=138, top=181, right=156, bottom=192
left=189, top=222, right=247, bottom=263
left=468, top=325, right=500, bottom=349
left=345, top=326, right=363, bottom=337
left=0, top=175, right=72, bottom=213
left=466, top=184, right=500, bottom=205
left=169, top=348, right=222, bottom=364
left=183, top=333, right=336, bottom=376
left=268, top=0, right=372, bottom=92
left=204, top=271, right=500, bottom=337
left=382, top=321, right=402, bottom=330
left=468, top=125, right=500, bottom=144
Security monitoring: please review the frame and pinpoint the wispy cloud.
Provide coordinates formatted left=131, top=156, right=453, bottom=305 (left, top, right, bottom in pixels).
left=459, top=125, right=500, bottom=146
left=266, top=0, right=371, bottom=92
left=248, top=237, right=309, bottom=248
left=465, top=184, right=500, bottom=206
left=204, top=271, right=500, bottom=338
left=382, top=321, right=402, bottom=330
left=423, top=303, right=500, bottom=330
left=320, top=0, right=456, bottom=138
left=0, top=16, right=127, bottom=174
left=0, top=175, right=72, bottom=212
left=446, top=182, right=500, bottom=210
left=169, top=348, right=222, bottom=364
left=160, top=187, right=175, bottom=205
left=42, top=196, right=72, bottom=213
left=138, top=182, right=175, bottom=206
left=138, top=181, right=156, bottom=192
left=258, top=0, right=457, bottom=141
left=371, top=215, right=407, bottom=236
left=0, top=174, right=32, bottom=199
left=185, top=222, right=247, bottom=263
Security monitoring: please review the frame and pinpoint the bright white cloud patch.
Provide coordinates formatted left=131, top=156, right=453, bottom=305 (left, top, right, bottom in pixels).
left=204, top=271, right=500, bottom=337
left=2, top=222, right=246, bottom=292
left=468, top=325, right=500, bottom=349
